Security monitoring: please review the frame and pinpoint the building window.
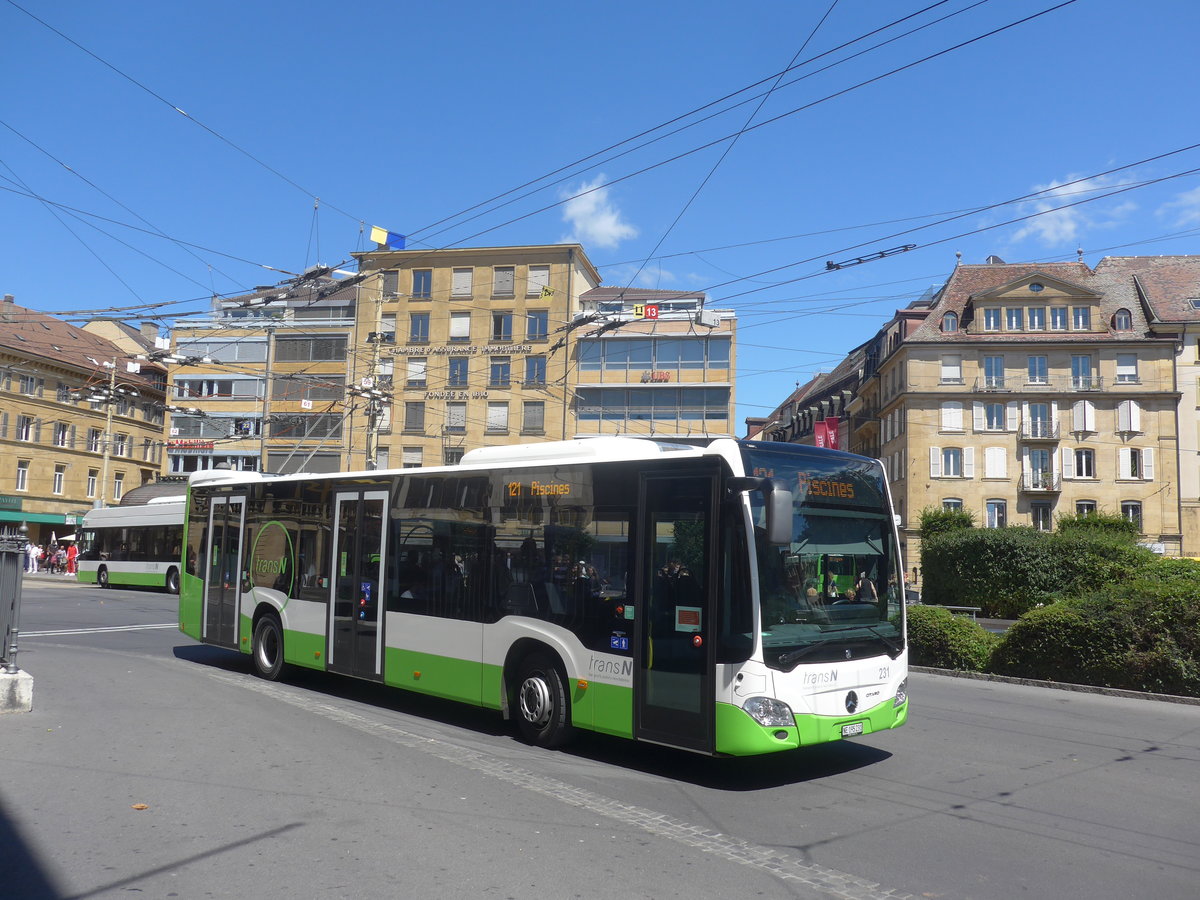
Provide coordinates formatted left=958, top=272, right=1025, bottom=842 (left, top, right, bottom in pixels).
left=411, top=269, right=432, bottom=299
left=1071, top=355, right=1094, bottom=389
left=1115, top=353, right=1138, bottom=383
left=1028, top=402, right=1051, bottom=438
left=489, top=357, right=511, bottom=388
left=86, top=469, right=98, bottom=498
left=54, top=422, right=69, bottom=447
left=403, top=402, right=425, bottom=433
left=88, top=428, right=102, bottom=453
left=406, top=358, right=427, bottom=388
left=1120, top=447, right=1153, bottom=480
left=114, top=433, right=129, bottom=457
left=1117, top=399, right=1141, bottom=433
left=1031, top=502, right=1052, bottom=532
left=493, top=266, right=515, bottom=297
left=525, top=356, right=546, bottom=385
left=450, top=311, right=471, bottom=341
left=1006, top=307, right=1024, bottom=330
left=381, top=270, right=399, bottom=298
left=402, top=447, right=422, bottom=469
left=486, top=402, right=509, bottom=433
left=527, top=264, right=550, bottom=297
left=1050, top=307, right=1068, bottom=330
left=274, top=336, right=347, bottom=362
left=941, top=312, right=958, bottom=333
left=15, top=460, right=29, bottom=492
left=940, top=354, right=962, bottom=384
left=984, top=402, right=1005, bottom=431
left=522, top=401, right=545, bottom=434
left=940, top=401, right=964, bottom=432
left=448, top=357, right=469, bottom=388
left=53, top=464, right=65, bottom=495
left=1121, top=501, right=1143, bottom=532
left=445, top=402, right=466, bottom=432
left=1076, top=500, right=1097, bottom=515
left=491, top=313, right=513, bottom=342
left=451, top=267, right=473, bottom=299
left=1072, top=306, right=1091, bottom=330
left=1028, top=307, right=1045, bottom=330
left=1112, top=308, right=1133, bottom=330
left=942, top=447, right=963, bottom=477
left=443, top=448, right=465, bottom=466
left=113, top=472, right=125, bottom=502
left=983, top=446, right=1007, bottom=479
left=983, top=308, right=1001, bottom=331
left=942, top=498, right=963, bottom=510
left=527, top=310, right=549, bottom=341
left=409, top=313, right=430, bottom=343
left=985, top=499, right=1007, bottom=528
left=1026, top=355, right=1048, bottom=384
left=1074, top=448, right=1095, bottom=478
left=983, top=355, right=1005, bottom=388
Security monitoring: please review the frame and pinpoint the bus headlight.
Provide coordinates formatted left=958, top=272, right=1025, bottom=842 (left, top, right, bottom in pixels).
left=894, top=678, right=908, bottom=707
left=742, top=696, right=795, bottom=728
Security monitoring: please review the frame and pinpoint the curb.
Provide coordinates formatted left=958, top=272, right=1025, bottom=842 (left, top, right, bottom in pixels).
left=911, top=665, right=1200, bottom=706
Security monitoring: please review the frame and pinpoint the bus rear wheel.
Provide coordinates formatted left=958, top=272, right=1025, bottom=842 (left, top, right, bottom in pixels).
left=514, top=652, right=574, bottom=748
left=165, top=567, right=180, bottom=595
left=252, top=614, right=285, bottom=681
left=97, top=566, right=109, bottom=588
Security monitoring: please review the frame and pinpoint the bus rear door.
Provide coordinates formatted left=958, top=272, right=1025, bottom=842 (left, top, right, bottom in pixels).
left=327, top=490, right=388, bottom=680
left=203, top=495, right=246, bottom=648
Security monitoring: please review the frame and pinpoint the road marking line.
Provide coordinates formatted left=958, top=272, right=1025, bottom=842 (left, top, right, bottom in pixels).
left=22, top=623, right=177, bottom=637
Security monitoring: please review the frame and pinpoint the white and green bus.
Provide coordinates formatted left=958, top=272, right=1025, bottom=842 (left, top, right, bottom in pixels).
left=78, top=497, right=186, bottom=593
left=178, top=437, right=908, bottom=755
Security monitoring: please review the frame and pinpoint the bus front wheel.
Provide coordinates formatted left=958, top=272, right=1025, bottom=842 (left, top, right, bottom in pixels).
left=251, top=614, right=285, bottom=681
left=97, top=566, right=109, bottom=589
left=165, top=567, right=180, bottom=595
left=514, top=652, right=574, bottom=748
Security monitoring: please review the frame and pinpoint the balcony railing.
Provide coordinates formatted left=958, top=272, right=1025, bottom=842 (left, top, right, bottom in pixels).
left=973, top=377, right=1009, bottom=392
left=1020, top=421, right=1060, bottom=441
left=1020, top=472, right=1061, bottom=492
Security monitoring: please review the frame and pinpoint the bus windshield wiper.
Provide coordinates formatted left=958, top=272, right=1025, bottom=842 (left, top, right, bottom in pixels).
left=776, top=625, right=901, bottom=667
left=777, top=639, right=836, bottom=667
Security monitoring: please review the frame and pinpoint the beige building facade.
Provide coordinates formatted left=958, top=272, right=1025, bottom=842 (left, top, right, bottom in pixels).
left=0, top=295, right=165, bottom=544
left=863, top=259, right=1183, bottom=572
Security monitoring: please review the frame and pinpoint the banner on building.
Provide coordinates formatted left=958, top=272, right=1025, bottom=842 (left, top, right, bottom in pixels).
left=824, top=416, right=840, bottom=450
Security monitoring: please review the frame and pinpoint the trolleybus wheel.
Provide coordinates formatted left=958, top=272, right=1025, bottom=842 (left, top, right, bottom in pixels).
left=252, top=614, right=285, bottom=681
left=165, top=567, right=180, bottom=595
left=514, top=652, right=574, bottom=748
left=97, top=566, right=109, bottom=589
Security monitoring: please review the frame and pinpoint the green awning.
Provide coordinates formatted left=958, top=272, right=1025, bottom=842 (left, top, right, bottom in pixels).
left=0, top=510, right=69, bottom=525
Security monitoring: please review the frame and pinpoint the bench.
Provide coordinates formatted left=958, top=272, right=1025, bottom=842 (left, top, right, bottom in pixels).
left=932, top=604, right=981, bottom=620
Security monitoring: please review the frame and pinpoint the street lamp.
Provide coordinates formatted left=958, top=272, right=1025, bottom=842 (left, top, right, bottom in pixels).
left=74, top=360, right=141, bottom=509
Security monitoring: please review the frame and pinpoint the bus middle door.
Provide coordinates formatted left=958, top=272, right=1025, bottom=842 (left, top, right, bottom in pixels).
left=203, top=495, right=247, bottom=649
left=327, top=490, right=388, bottom=681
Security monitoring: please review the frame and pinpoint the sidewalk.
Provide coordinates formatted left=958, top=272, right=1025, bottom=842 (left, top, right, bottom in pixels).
left=19, top=571, right=89, bottom=586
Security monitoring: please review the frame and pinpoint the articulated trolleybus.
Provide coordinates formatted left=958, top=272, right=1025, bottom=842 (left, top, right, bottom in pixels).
left=78, top=497, right=186, bottom=593
left=178, top=437, right=907, bottom=756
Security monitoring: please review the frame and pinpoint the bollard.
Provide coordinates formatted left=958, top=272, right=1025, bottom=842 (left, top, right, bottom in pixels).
left=1, top=524, right=28, bottom=673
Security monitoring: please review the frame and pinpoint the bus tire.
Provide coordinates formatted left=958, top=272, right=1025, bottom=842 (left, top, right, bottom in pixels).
left=97, top=566, right=109, bottom=589
left=514, top=652, right=575, bottom=749
left=251, top=614, right=286, bottom=681
left=165, top=567, right=180, bottom=595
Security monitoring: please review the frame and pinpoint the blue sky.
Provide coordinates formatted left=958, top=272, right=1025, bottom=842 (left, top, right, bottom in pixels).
left=3, top=0, right=1199, bottom=428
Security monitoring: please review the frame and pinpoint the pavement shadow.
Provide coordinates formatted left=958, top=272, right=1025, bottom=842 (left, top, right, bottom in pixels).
left=0, top=797, right=63, bottom=899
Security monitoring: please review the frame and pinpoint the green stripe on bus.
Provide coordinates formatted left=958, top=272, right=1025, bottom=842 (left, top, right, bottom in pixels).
left=384, top=647, right=488, bottom=706
left=715, top=696, right=907, bottom=755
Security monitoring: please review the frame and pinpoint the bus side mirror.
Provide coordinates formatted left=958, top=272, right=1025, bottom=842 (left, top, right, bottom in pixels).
left=727, top=477, right=793, bottom=546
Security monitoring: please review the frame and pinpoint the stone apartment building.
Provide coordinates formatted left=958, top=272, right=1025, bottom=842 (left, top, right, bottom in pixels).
left=861, top=256, right=1185, bottom=567
left=0, top=294, right=165, bottom=544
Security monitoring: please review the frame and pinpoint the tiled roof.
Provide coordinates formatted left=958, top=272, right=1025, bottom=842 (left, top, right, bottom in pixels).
left=1092, top=255, right=1200, bottom=325
left=581, top=286, right=705, bottom=302
left=0, top=298, right=158, bottom=388
left=906, top=259, right=1171, bottom=344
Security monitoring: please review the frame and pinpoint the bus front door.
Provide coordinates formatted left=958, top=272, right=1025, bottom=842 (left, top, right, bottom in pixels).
left=634, top=472, right=718, bottom=754
left=203, top=496, right=246, bottom=648
left=328, top=491, right=388, bottom=680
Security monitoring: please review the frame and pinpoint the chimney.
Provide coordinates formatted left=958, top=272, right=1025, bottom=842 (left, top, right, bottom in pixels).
left=3, top=294, right=14, bottom=304
left=140, top=322, right=159, bottom=342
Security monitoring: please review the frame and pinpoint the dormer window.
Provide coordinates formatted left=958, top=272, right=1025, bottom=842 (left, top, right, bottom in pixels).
left=941, top=312, right=958, bottom=332
left=983, top=308, right=1001, bottom=331
left=1072, top=307, right=1092, bottom=330
left=1112, top=308, right=1132, bottom=330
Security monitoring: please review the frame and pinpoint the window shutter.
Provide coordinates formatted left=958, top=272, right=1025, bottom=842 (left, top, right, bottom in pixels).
left=973, top=401, right=984, bottom=431
left=1049, top=400, right=1058, bottom=427
left=1143, top=448, right=1154, bottom=481
left=451, top=268, right=473, bottom=297
left=527, top=265, right=550, bottom=296
left=1061, top=447, right=1075, bottom=479
left=34, top=418, right=42, bottom=443
left=1118, top=447, right=1131, bottom=479
left=930, top=446, right=942, bottom=477
left=941, top=401, right=962, bottom=431
left=1128, top=400, right=1141, bottom=432
left=450, top=313, right=470, bottom=339
left=1006, top=401, right=1019, bottom=431
left=494, top=267, right=514, bottom=295
left=69, top=425, right=76, bottom=448
left=963, top=447, right=975, bottom=478
left=1021, top=446, right=1030, bottom=477
left=1021, top=400, right=1030, bottom=428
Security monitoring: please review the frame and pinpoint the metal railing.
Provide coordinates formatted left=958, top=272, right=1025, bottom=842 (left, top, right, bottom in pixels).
left=1020, top=421, right=1060, bottom=440
left=1020, top=472, right=1061, bottom=492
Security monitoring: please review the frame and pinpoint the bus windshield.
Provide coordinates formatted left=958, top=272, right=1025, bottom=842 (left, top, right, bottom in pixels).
left=741, top=444, right=904, bottom=670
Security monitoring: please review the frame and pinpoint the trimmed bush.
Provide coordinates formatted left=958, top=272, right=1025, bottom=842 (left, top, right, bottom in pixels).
left=918, top=506, right=975, bottom=540
left=919, top=526, right=1154, bottom=618
left=907, top=605, right=997, bottom=671
left=990, top=557, right=1200, bottom=695
left=1055, top=511, right=1139, bottom=539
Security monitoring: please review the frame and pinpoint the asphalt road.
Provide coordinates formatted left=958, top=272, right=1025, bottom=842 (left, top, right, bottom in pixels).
left=4, top=577, right=1198, bottom=900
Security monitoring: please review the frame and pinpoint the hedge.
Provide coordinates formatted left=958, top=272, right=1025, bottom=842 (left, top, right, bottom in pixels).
left=906, top=605, right=997, bottom=671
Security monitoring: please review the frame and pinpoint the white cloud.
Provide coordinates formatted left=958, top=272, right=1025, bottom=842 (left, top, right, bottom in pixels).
left=1158, top=184, right=1200, bottom=226
left=1009, top=174, right=1135, bottom=247
left=560, top=176, right=638, bottom=249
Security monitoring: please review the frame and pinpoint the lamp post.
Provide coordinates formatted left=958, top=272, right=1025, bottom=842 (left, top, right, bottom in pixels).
left=76, top=359, right=141, bottom=509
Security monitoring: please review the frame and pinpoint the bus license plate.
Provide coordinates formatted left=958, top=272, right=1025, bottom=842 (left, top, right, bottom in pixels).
left=841, top=722, right=864, bottom=738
